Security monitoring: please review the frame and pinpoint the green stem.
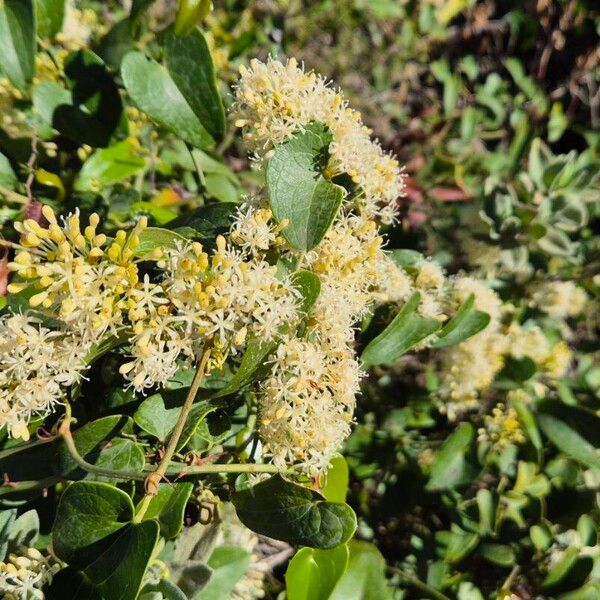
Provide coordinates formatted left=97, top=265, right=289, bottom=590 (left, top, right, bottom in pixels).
left=0, top=436, right=56, bottom=461
left=0, top=476, right=63, bottom=498
left=388, top=567, right=451, bottom=600
left=134, top=345, right=213, bottom=522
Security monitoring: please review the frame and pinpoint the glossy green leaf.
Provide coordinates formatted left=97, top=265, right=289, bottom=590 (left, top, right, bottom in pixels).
left=321, top=455, right=349, bottom=504
left=53, top=481, right=160, bottom=600
left=426, top=423, right=479, bottom=491
left=361, top=293, right=441, bottom=367
left=34, top=0, right=65, bottom=38
left=266, top=123, right=344, bottom=251
left=328, top=541, right=391, bottom=600
left=538, top=402, right=600, bottom=470
left=137, top=482, right=193, bottom=539
left=134, top=393, right=181, bottom=441
left=167, top=202, right=236, bottom=248
left=232, top=475, right=357, bottom=549
left=75, top=140, right=146, bottom=191
left=56, top=415, right=135, bottom=478
left=163, top=28, right=225, bottom=141
left=135, top=227, right=188, bottom=258
left=291, top=270, right=321, bottom=315
left=0, top=0, right=35, bottom=90
left=121, top=51, right=214, bottom=148
left=211, top=337, right=277, bottom=399
left=286, top=544, right=349, bottom=600
left=430, top=294, right=490, bottom=348
left=45, top=567, right=101, bottom=600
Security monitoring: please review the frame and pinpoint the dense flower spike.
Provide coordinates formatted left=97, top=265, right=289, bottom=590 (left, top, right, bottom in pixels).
left=233, top=57, right=405, bottom=224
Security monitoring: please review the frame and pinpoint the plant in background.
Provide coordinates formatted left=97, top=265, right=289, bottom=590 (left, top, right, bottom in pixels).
left=0, top=2, right=489, bottom=599
left=1, top=1, right=599, bottom=599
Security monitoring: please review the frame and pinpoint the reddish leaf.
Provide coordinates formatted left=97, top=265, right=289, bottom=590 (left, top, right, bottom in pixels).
left=429, top=186, right=473, bottom=202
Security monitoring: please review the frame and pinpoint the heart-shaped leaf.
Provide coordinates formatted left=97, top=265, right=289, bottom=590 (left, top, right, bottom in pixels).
left=53, top=481, right=160, bottom=600
left=266, top=123, right=345, bottom=251
left=232, top=474, right=356, bottom=549
left=361, top=293, right=442, bottom=367
left=136, top=482, right=193, bottom=539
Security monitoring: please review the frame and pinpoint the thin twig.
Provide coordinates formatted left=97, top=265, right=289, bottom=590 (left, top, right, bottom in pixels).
left=134, top=344, right=213, bottom=521
left=25, top=135, right=39, bottom=203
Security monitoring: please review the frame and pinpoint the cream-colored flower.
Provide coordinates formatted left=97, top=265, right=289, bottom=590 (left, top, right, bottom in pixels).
left=233, top=57, right=405, bottom=224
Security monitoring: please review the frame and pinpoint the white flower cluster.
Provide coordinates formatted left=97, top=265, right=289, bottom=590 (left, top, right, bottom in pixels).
left=438, top=277, right=507, bottom=419
left=438, top=277, right=575, bottom=418
left=0, top=314, right=87, bottom=440
left=233, top=57, right=405, bottom=224
left=530, top=280, right=587, bottom=319
left=2, top=206, right=300, bottom=437
left=0, top=546, right=60, bottom=600
left=256, top=212, right=426, bottom=473
left=120, top=236, right=299, bottom=390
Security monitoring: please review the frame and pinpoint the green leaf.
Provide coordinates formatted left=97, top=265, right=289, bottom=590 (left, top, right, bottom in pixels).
left=542, top=546, right=593, bottom=592
left=476, top=543, right=516, bottom=567
left=88, top=438, right=145, bottom=481
left=266, top=123, right=345, bottom=251
left=426, top=423, right=479, bottom=491
left=329, top=541, right=391, bottom=600
left=75, top=140, right=146, bottom=191
left=121, top=51, right=214, bottom=149
left=321, top=455, right=349, bottom=504
left=511, top=395, right=542, bottom=450
left=134, top=393, right=182, bottom=441
left=430, top=294, right=490, bottom=348
left=45, top=567, right=101, bottom=600
left=291, top=270, right=321, bottom=315
left=286, top=544, right=349, bottom=600
left=167, top=202, right=235, bottom=249
left=137, top=482, right=193, bottom=539
left=361, top=293, right=441, bottom=367
left=211, top=337, right=277, bottom=399
left=32, top=81, right=72, bottom=134
left=0, top=152, right=17, bottom=187
left=34, top=0, right=65, bottom=38
left=538, top=403, right=600, bottom=470
left=53, top=481, right=160, bottom=600
left=53, top=50, right=123, bottom=147
left=196, top=546, right=252, bottom=600
left=135, top=227, right=188, bottom=258
left=0, top=0, right=35, bottom=90
left=56, top=415, right=136, bottom=478
left=232, top=475, right=357, bottom=549
left=163, top=28, right=225, bottom=141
